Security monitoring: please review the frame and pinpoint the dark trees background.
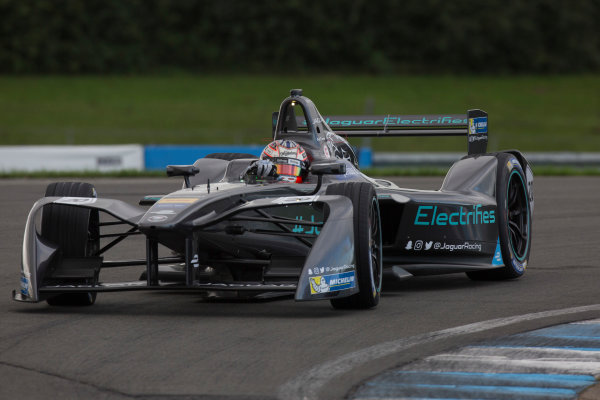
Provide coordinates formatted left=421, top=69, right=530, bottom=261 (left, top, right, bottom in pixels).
left=1, top=0, right=598, bottom=74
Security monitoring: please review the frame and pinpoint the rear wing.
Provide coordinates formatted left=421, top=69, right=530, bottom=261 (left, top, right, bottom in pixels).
left=320, top=109, right=488, bottom=155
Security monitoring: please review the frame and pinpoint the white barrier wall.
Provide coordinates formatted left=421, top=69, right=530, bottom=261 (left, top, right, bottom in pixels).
left=0, top=145, right=144, bottom=172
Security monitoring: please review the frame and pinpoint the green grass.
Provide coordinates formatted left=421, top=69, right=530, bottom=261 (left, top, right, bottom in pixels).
left=0, top=74, right=598, bottom=152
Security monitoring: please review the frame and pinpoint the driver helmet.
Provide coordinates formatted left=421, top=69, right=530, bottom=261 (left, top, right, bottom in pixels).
left=261, top=140, right=309, bottom=183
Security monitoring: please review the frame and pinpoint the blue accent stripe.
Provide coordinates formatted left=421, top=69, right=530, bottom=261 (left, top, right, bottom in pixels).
left=143, top=145, right=373, bottom=170
left=523, top=324, right=600, bottom=336
left=492, top=237, right=503, bottom=266
left=526, top=334, right=600, bottom=340
left=358, top=147, right=372, bottom=168
left=366, top=371, right=596, bottom=393
left=352, top=321, right=600, bottom=400
left=391, top=371, right=596, bottom=384
left=472, top=344, right=600, bottom=352
left=364, top=382, right=577, bottom=396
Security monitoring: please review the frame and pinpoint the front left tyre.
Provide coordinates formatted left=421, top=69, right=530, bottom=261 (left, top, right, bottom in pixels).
left=43, top=182, right=100, bottom=306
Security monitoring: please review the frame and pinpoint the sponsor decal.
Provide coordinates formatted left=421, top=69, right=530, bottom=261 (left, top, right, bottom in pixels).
left=263, top=146, right=276, bottom=157
left=511, top=256, right=526, bottom=272
left=20, top=276, right=29, bottom=296
left=468, top=117, right=488, bottom=135
left=507, top=159, right=514, bottom=171
left=97, top=156, right=122, bottom=167
left=405, top=240, right=483, bottom=252
left=327, top=264, right=355, bottom=273
left=147, top=215, right=168, bottom=223
left=414, top=204, right=495, bottom=226
left=276, top=157, right=301, bottom=167
left=271, top=195, right=319, bottom=205
left=279, top=149, right=297, bottom=158
left=292, top=214, right=321, bottom=235
left=492, top=237, right=504, bottom=266
left=438, top=241, right=482, bottom=252
left=103, top=282, right=150, bottom=288
left=309, top=271, right=356, bottom=294
left=279, top=176, right=297, bottom=183
left=468, top=134, right=487, bottom=143
left=308, top=264, right=354, bottom=276
left=55, top=197, right=97, bottom=205
left=312, top=116, right=467, bottom=127
left=157, top=197, right=198, bottom=205
left=325, top=133, right=357, bottom=166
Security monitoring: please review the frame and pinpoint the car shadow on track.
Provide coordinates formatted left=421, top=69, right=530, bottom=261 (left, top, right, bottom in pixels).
left=381, top=273, right=510, bottom=296
left=10, top=275, right=517, bottom=318
left=9, top=295, right=368, bottom=319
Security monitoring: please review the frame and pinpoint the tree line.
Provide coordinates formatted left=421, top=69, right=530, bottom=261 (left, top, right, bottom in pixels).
left=1, top=0, right=598, bottom=74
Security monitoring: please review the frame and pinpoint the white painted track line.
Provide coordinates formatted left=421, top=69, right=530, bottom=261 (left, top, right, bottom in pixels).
left=279, top=304, right=600, bottom=400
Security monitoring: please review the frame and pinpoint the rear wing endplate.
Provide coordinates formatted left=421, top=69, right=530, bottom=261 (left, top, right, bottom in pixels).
left=318, top=109, right=488, bottom=155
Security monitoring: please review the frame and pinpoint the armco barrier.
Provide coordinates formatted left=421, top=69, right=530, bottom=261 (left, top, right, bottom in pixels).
left=0, top=145, right=144, bottom=172
left=2, top=145, right=599, bottom=172
left=144, top=145, right=265, bottom=170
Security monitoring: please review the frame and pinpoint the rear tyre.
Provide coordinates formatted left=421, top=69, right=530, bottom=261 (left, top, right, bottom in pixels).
left=43, top=182, right=99, bottom=306
left=466, top=153, right=532, bottom=280
left=326, top=182, right=382, bottom=309
left=204, top=153, right=257, bottom=161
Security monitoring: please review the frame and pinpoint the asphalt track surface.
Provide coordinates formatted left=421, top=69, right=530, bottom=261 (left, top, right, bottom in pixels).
left=1, top=177, right=599, bottom=400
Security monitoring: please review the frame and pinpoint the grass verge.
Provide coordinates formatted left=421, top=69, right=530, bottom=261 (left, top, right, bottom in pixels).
left=0, top=74, right=598, bottom=152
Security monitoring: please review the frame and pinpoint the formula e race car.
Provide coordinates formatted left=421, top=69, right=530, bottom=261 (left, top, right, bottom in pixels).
left=14, top=89, right=533, bottom=309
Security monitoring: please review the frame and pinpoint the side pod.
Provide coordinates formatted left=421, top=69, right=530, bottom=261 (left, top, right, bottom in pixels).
left=441, top=155, right=498, bottom=197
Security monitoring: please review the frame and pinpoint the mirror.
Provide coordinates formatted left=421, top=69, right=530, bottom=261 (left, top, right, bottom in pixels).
left=310, top=162, right=346, bottom=176
left=166, top=165, right=199, bottom=178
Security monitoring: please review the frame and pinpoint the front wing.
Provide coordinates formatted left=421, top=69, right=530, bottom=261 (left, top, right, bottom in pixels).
left=15, top=194, right=360, bottom=303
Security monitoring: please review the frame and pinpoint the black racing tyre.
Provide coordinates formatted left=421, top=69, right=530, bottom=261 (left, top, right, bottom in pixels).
left=204, top=153, right=258, bottom=161
left=467, top=153, right=532, bottom=280
left=326, top=182, right=382, bottom=309
left=43, top=182, right=99, bottom=306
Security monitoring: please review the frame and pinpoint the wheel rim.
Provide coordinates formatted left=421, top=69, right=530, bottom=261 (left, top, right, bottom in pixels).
left=368, top=197, right=383, bottom=294
left=507, top=170, right=530, bottom=261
